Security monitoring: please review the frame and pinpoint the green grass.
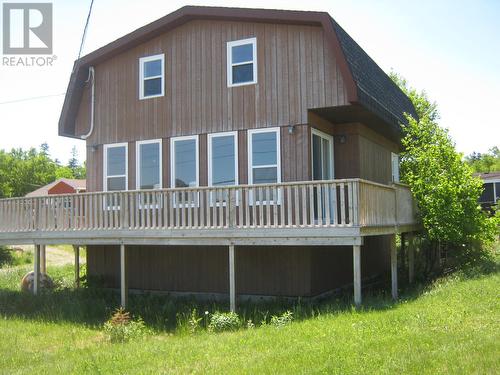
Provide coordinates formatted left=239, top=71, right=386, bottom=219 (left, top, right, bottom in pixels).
left=0, top=259, right=498, bottom=374
left=0, top=246, right=32, bottom=268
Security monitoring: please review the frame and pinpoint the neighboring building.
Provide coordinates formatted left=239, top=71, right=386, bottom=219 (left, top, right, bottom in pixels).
left=25, top=179, right=86, bottom=197
left=0, top=6, right=420, bottom=308
left=475, top=172, right=500, bottom=211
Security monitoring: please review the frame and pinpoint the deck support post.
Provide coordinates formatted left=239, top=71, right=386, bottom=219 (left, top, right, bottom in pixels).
left=353, top=244, right=361, bottom=306
left=73, top=245, right=80, bottom=288
left=40, top=245, right=46, bottom=274
left=390, top=234, right=398, bottom=300
left=229, top=244, right=236, bottom=312
left=408, top=234, right=415, bottom=284
left=33, top=244, right=40, bottom=295
left=120, top=243, right=128, bottom=309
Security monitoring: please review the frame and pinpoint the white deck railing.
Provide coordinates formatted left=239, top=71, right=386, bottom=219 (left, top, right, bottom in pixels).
left=0, top=179, right=417, bottom=234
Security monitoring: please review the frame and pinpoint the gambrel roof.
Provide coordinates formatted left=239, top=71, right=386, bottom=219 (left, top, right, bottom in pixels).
left=59, top=6, right=416, bottom=139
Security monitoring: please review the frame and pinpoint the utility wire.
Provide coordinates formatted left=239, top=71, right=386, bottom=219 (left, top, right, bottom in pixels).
left=0, top=93, right=65, bottom=105
left=78, top=0, right=95, bottom=60
left=1, top=1, right=95, bottom=106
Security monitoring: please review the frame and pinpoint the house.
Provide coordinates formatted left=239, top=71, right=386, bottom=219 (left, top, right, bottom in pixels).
left=0, top=6, right=420, bottom=310
left=25, top=178, right=86, bottom=197
left=475, top=172, right=500, bottom=212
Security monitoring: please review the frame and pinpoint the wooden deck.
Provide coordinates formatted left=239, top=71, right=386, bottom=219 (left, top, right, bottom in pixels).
left=0, top=179, right=418, bottom=246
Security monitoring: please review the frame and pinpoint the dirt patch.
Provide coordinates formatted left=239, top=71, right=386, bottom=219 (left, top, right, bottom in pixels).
left=17, top=245, right=86, bottom=267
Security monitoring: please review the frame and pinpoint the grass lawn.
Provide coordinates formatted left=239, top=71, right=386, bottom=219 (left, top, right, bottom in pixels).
left=0, top=258, right=498, bottom=374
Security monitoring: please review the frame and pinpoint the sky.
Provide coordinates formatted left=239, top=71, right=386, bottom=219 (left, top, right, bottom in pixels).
left=0, top=0, right=499, bottom=164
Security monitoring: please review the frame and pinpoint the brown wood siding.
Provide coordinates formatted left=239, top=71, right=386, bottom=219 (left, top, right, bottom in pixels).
left=307, top=112, right=398, bottom=183
left=280, top=124, right=310, bottom=182
left=310, top=236, right=391, bottom=295
left=87, top=238, right=391, bottom=297
left=87, top=245, right=312, bottom=296
left=77, top=20, right=348, bottom=148
left=85, top=145, right=102, bottom=193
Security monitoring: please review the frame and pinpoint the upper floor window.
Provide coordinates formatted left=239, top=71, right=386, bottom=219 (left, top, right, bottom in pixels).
left=104, top=143, right=128, bottom=192
left=227, top=37, right=257, bottom=87
left=139, top=54, right=165, bottom=100
left=136, top=139, right=162, bottom=190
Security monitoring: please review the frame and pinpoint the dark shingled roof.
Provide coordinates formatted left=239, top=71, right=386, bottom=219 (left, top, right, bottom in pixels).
left=330, top=18, right=418, bottom=129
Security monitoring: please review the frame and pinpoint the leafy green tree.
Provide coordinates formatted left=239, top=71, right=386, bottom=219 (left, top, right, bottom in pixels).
left=67, top=146, right=86, bottom=179
left=391, top=73, right=499, bottom=264
left=465, top=147, right=500, bottom=173
left=0, top=144, right=85, bottom=198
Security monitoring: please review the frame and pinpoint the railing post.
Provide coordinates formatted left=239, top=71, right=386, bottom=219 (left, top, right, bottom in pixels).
left=120, top=192, right=129, bottom=229
left=353, top=244, right=361, bottom=306
left=73, top=245, right=80, bottom=288
left=229, top=244, right=236, bottom=312
left=229, top=189, right=236, bottom=228
left=33, top=244, right=40, bottom=295
left=390, top=234, right=398, bottom=300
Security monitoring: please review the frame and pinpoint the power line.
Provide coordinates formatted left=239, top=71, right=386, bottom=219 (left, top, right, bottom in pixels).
left=0, top=93, right=65, bottom=105
left=78, top=0, right=95, bottom=60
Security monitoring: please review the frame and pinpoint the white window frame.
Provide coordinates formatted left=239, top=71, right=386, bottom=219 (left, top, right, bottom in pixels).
left=208, top=131, right=239, bottom=207
left=480, top=179, right=500, bottom=204
left=136, top=139, right=162, bottom=190
left=103, top=143, right=128, bottom=192
left=248, top=127, right=281, bottom=204
left=311, top=128, right=334, bottom=180
left=170, top=135, right=199, bottom=190
left=208, top=131, right=239, bottom=187
left=227, top=37, right=257, bottom=87
left=103, top=143, right=128, bottom=210
left=139, top=53, right=165, bottom=100
left=391, top=152, right=400, bottom=183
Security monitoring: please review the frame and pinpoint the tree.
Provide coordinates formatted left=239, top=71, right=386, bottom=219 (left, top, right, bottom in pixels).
left=0, top=144, right=86, bottom=198
left=67, top=146, right=86, bottom=179
left=464, top=147, right=500, bottom=173
left=391, top=73, right=499, bottom=265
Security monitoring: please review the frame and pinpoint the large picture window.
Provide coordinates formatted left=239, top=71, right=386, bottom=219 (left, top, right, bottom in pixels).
left=171, top=136, right=199, bottom=189
left=104, top=143, right=128, bottom=192
left=248, top=128, right=281, bottom=186
left=208, top=132, right=238, bottom=187
left=136, top=140, right=162, bottom=190
left=139, top=53, right=165, bottom=99
left=227, top=37, right=257, bottom=87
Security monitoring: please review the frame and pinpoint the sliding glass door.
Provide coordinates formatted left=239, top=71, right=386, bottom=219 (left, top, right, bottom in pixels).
left=311, top=129, right=334, bottom=223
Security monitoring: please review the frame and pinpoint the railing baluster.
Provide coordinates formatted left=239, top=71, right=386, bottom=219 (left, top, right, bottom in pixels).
left=279, top=186, right=285, bottom=228
left=332, top=183, right=338, bottom=226
left=294, top=185, right=299, bottom=227
left=169, top=191, right=174, bottom=229
left=301, top=185, right=307, bottom=227
left=316, top=183, right=322, bottom=227
left=258, top=186, right=263, bottom=228
left=340, top=183, right=346, bottom=226
left=251, top=187, right=256, bottom=228
left=286, top=185, right=292, bottom=227
left=347, top=182, right=354, bottom=226
left=325, top=183, right=331, bottom=227
left=273, top=186, right=278, bottom=227
left=265, top=186, right=271, bottom=228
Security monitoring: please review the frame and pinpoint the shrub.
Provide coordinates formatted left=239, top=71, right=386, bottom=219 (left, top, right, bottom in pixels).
left=208, top=311, right=241, bottom=332
left=270, top=311, right=293, bottom=328
left=103, top=308, right=147, bottom=343
left=188, top=308, right=203, bottom=334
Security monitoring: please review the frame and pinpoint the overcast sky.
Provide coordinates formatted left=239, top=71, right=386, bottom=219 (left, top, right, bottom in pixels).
left=0, top=0, right=499, bottom=164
